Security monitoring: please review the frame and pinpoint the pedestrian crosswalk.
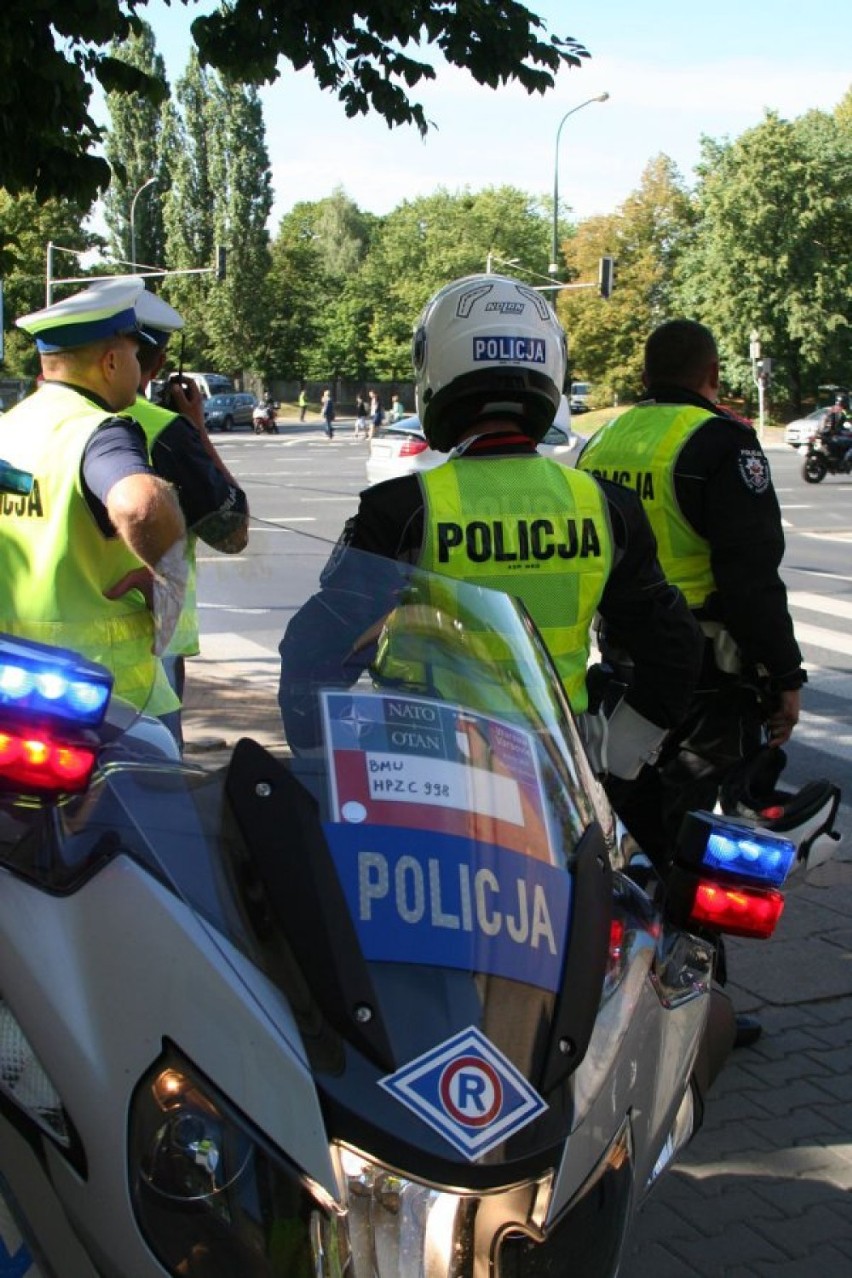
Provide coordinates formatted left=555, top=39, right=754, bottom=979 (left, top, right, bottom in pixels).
left=783, top=593, right=851, bottom=847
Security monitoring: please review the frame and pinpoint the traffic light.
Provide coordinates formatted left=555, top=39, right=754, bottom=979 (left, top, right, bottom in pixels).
left=215, top=245, right=227, bottom=281
left=599, top=255, right=615, bottom=300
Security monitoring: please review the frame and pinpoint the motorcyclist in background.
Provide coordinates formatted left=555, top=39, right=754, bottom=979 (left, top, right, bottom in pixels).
left=816, top=393, right=852, bottom=470
left=280, top=273, right=703, bottom=785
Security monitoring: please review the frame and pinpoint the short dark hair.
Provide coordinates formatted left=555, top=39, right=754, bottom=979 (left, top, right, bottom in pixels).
left=644, top=319, right=718, bottom=389
left=137, top=341, right=165, bottom=376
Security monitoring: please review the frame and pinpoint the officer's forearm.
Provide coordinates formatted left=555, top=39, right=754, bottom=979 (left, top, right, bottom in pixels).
left=106, top=473, right=186, bottom=567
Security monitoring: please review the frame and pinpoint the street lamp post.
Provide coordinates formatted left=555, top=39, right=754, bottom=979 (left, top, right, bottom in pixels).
left=549, top=93, right=610, bottom=276
left=130, top=177, right=157, bottom=272
left=749, top=329, right=770, bottom=444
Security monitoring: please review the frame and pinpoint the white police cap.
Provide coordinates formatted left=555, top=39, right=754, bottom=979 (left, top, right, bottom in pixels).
left=16, top=277, right=154, bottom=354
left=135, top=289, right=184, bottom=348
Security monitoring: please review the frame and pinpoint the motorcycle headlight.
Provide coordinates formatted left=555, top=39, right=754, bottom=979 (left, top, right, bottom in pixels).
left=320, top=1145, right=553, bottom=1278
left=129, top=1049, right=554, bottom=1278
left=129, top=1046, right=348, bottom=1278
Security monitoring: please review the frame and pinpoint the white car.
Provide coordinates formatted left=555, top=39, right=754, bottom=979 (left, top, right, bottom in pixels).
left=366, top=399, right=585, bottom=486
left=785, top=407, right=828, bottom=449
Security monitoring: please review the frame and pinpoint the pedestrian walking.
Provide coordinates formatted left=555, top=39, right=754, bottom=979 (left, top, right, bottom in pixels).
left=354, top=392, right=368, bottom=440
left=321, top=389, right=335, bottom=440
left=368, top=390, right=385, bottom=440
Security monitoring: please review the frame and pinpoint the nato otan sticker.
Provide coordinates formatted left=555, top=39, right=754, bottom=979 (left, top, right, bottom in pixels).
left=379, top=1025, right=547, bottom=1159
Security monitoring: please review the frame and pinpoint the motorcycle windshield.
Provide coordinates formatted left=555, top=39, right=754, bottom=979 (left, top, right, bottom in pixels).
left=4, top=521, right=616, bottom=1175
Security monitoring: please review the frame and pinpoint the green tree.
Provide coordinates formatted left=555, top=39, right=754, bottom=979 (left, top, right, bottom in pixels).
left=1, top=1, right=588, bottom=207
left=161, top=53, right=219, bottom=367
left=0, top=0, right=165, bottom=204
left=362, top=186, right=553, bottom=378
left=674, top=107, right=852, bottom=410
left=313, top=187, right=375, bottom=280
left=161, top=56, right=272, bottom=376
left=263, top=203, right=328, bottom=379
left=558, top=155, right=694, bottom=403
left=0, top=191, right=101, bottom=376
left=203, top=78, right=274, bottom=377
left=103, top=22, right=171, bottom=271
left=264, top=192, right=377, bottom=381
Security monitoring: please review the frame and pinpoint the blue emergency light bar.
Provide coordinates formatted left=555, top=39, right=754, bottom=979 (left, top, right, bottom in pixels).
left=0, top=637, right=113, bottom=728
left=676, top=811, right=796, bottom=888
left=703, top=823, right=796, bottom=887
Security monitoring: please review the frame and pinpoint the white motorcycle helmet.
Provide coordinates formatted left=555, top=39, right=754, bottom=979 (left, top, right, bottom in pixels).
left=412, top=274, right=568, bottom=452
left=720, top=746, right=842, bottom=872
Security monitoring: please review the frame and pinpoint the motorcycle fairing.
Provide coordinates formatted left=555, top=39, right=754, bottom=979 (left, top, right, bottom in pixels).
left=221, top=731, right=628, bottom=1178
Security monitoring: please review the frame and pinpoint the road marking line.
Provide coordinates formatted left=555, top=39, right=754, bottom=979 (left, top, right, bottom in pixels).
left=794, top=621, right=852, bottom=657
left=790, top=569, right=852, bottom=584
left=795, top=710, right=852, bottom=751
left=197, top=603, right=270, bottom=614
left=789, top=592, right=852, bottom=621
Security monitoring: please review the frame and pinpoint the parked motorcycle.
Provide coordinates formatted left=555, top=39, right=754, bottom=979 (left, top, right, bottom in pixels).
left=0, top=527, right=841, bottom=1278
left=801, top=430, right=852, bottom=482
left=253, top=400, right=279, bottom=434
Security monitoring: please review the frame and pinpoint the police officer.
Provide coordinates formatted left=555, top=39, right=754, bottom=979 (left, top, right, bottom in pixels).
left=281, top=275, right=703, bottom=776
left=124, top=287, right=250, bottom=740
left=0, top=279, right=186, bottom=720
left=577, top=318, right=806, bottom=1045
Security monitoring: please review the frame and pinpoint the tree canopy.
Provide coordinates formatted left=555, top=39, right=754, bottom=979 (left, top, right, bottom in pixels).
left=0, top=0, right=588, bottom=206
left=674, top=103, right=852, bottom=407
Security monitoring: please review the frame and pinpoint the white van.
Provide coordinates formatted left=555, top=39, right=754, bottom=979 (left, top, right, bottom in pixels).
left=569, top=381, right=593, bottom=413
left=181, top=371, right=235, bottom=399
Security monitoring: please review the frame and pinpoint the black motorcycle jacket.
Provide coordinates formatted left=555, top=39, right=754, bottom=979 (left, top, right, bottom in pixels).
left=622, top=386, right=804, bottom=692
left=332, top=430, right=703, bottom=731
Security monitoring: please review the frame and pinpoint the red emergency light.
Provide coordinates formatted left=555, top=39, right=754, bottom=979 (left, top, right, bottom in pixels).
left=688, top=880, right=785, bottom=940
left=0, top=727, right=97, bottom=796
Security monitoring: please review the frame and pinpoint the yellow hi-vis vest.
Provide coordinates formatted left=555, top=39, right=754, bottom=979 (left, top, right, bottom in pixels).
left=417, top=456, right=613, bottom=712
left=129, top=395, right=200, bottom=658
left=0, top=383, right=178, bottom=715
left=578, top=403, right=716, bottom=608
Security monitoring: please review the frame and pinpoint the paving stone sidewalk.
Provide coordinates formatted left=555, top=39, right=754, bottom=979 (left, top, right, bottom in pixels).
left=182, top=666, right=852, bottom=1278
left=624, top=851, right=852, bottom=1278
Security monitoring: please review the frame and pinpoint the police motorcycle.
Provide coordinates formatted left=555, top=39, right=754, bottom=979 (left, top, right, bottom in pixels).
left=253, top=399, right=279, bottom=434
left=0, top=514, right=842, bottom=1278
left=801, top=424, right=852, bottom=482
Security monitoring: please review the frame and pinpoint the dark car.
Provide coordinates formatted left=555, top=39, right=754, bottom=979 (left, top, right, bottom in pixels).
left=203, top=392, right=257, bottom=432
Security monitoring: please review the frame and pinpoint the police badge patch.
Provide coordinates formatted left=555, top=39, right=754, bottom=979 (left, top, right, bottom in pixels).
left=737, top=449, right=771, bottom=494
